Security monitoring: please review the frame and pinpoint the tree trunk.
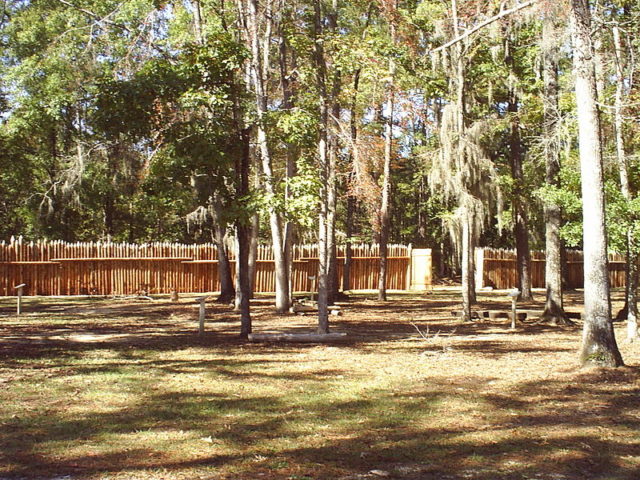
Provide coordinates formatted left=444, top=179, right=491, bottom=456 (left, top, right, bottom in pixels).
left=193, top=0, right=204, bottom=45
left=469, top=226, right=477, bottom=305
left=343, top=188, right=355, bottom=292
left=248, top=210, right=259, bottom=297
left=378, top=134, right=391, bottom=301
left=231, top=5, right=252, bottom=335
left=592, top=26, right=606, bottom=102
left=261, top=126, right=290, bottom=313
left=236, top=227, right=252, bottom=338
left=570, top=0, right=623, bottom=367
left=103, top=194, right=115, bottom=238
left=104, top=152, right=116, bottom=238
left=377, top=1, right=397, bottom=302
left=451, top=0, right=475, bottom=309
left=313, top=0, right=330, bottom=334
left=343, top=69, right=361, bottom=293
left=211, top=211, right=235, bottom=303
left=317, top=128, right=330, bottom=334
left=326, top=0, right=340, bottom=306
left=207, top=193, right=235, bottom=303
left=247, top=169, right=261, bottom=298
left=612, top=23, right=639, bottom=341
left=326, top=137, right=339, bottom=306
left=509, top=108, right=532, bottom=301
left=540, top=14, right=569, bottom=324
left=626, top=254, right=639, bottom=341
left=504, top=37, right=532, bottom=301
left=236, top=127, right=252, bottom=338
left=245, top=0, right=290, bottom=313
left=279, top=21, right=298, bottom=307
left=461, top=212, right=473, bottom=321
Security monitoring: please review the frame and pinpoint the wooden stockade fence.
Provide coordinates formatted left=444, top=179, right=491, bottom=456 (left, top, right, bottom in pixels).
left=476, top=248, right=627, bottom=290
left=0, top=238, right=413, bottom=296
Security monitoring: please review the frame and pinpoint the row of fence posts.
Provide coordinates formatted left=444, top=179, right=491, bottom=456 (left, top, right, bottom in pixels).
left=0, top=238, right=434, bottom=296
left=475, top=248, right=627, bottom=290
left=1, top=238, right=629, bottom=297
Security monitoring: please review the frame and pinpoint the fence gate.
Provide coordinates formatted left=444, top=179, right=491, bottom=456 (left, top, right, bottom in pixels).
left=409, top=248, right=432, bottom=291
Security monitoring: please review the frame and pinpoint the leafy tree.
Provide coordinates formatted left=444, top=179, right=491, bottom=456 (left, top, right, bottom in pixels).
left=569, top=0, right=623, bottom=367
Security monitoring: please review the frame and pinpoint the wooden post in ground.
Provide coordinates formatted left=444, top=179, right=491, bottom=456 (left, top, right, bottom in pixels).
left=475, top=248, right=485, bottom=289
left=508, top=288, right=520, bottom=329
left=195, top=296, right=208, bottom=335
left=308, top=275, right=316, bottom=302
left=170, top=288, right=179, bottom=302
left=15, top=283, right=26, bottom=316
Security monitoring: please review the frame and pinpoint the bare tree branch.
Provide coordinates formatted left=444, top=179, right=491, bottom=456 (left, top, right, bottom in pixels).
left=55, top=0, right=171, bottom=60
left=55, top=0, right=130, bottom=32
left=431, top=0, right=538, bottom=54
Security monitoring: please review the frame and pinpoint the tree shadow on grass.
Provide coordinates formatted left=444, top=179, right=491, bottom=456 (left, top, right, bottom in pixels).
left=2, top=367, right=639, bottom=479
left=262, top=369, right=640, bottom=480
left=0, top=294, right=583, bottom=367
left=0, top=392, right=285, bottom=477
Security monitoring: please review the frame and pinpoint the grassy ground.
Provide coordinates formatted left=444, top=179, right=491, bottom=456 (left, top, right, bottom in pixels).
left=0, top=289, right=639, bottom=480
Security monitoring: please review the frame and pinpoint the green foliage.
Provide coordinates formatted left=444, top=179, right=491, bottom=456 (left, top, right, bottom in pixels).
left=283, top=160, right=322, bottom=229
left=0, top=0, right=254, bottom=241
left=534, top=184, right=581, bottom=218
left=534, top=163, right=583, bottom=247
left=412, top=2, right=446, bottom=33
left=606, top=182, right=640, bottom=254
left=275, top=108, right=318, bottom=147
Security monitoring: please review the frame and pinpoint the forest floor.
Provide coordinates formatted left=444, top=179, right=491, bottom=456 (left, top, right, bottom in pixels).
left=0, top=288, right=639, bottom=480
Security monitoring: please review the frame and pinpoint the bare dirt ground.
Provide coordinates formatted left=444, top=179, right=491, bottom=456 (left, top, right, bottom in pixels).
left=0, top=288, right=638, bottom=480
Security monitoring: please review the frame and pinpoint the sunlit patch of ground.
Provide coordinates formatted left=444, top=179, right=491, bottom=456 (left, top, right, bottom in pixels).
left=0, top=289, right=638, bottom=480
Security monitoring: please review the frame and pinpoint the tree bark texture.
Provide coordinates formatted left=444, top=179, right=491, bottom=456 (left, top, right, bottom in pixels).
left=232, top=6, right=252, bottom=335
left=326, top=138, right=339, bottom=305
left=326, top=0, right=340, bottom=305
left=248, top=208, right=259, bottom=297
left=192, top=0, right=204, bottom=45
left=245, top=0, right=291, bottom=313
left=451, top=0, right=475, bottom=311
left=343, top=69, right=361, bottom=293
left=279, top=21, right=298, bottom=307
left=540, top=14, right=569, bottom=324
left=461, top=213, right=473, bottom=321
left=317, top=126, right=330, bottom=334
left=570, top=0, right=623, bottom=367
left=507, top=88, right=532, bottom=300
left=313, top=0, right=332, bottom=334
left=377, top=0, right=397, bottom=302
left=236, top=127, right=252, bottom=338
left=612, top=23, right=639, bottom=341
left=377, top=81, right=394, bottom=301
left=343, top=186, right=355, bottom=291
left=469, top=226, right=477, bottom=305
left=210, top=199, right=235, bottom=303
